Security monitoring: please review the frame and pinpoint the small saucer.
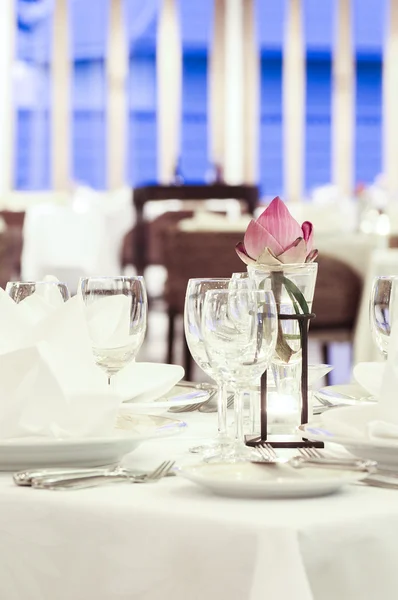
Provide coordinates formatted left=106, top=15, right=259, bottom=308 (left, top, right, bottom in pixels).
left=176, top=461, right=365, bottom=499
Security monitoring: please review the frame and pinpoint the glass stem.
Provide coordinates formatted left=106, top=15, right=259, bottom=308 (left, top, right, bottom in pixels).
left=216, top=381, right=228, bottom=439
left=234, top=388, right=245, bottom=444
left=107, top=375, right=111, bottom=386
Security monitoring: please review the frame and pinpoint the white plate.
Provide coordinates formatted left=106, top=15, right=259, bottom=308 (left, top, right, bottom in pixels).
left=0, top=414, right=187, bottom=471
left=299, top=406, right=398, bottom=469
left=119, top=384, right=211, bottom=414
left=113, top=362, right=185, bottom=403
left=317, top=383, right=376, bottom=406
left=176, top=462, right=365, bottom=499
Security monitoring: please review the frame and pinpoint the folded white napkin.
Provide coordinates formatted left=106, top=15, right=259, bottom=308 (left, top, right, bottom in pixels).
left=0, top=290, right=120, bottom=439
left=112, top=362, right=185, bottom=403
left=85, top=295, right=134, bottom=349
left=324, top=325, right=398, bottom=442
left=353, top=362, right=384, bottom=397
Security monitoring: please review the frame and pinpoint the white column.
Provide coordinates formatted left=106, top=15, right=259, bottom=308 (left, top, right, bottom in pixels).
left=223, top=0, right=244, bottom=183
left=0, top=0, right=15, bottom=195
left=283, top=0, right=305, bottom=202
left=51, top=0, right=71, bottom=190
left=208, top=0, right=225, bottom=173
left=242, top=0, right=259, bottom=184
left=106, top=0, right=128, bottom=189
left=332, top=0, right=354, bottom=196
left=383, top=0, right=398, bottom=196
left=156, top=0, right=182, bottom=183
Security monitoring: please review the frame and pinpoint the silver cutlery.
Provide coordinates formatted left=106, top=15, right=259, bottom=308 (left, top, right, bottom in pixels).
left=199, top=392, right=234, bottom=413
left=14, top=464, right=137, bottom=487
left=254, top=443, right=376, bottom=473
left=30, top=460, right=175, bottom=491
left=168, top=382, right=216, bottom=413
left=299, top=447, right=398, bottom=489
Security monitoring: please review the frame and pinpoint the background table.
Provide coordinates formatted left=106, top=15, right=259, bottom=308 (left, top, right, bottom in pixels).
left=1, top=410, right=398, bottom=600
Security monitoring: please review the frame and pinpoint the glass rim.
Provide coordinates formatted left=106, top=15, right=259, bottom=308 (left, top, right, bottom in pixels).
left=6, top=280, right=68, bottom=286
left=247, top=262, right=318, bottom=272
left=187, top=277, right=232, bottom=283
left=373, top=275, right=398, bottom=281
left=79, top=275, right=145, bottom=282
left=204, top=288, right=275, bottom=296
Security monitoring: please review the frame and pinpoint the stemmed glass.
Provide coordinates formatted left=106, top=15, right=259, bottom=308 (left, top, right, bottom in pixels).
left=202, top=288, right=278, bottom=461
left=80, top=276, right=147, bottom=384
left=370, top=276, right=398, bottom=358
left=184, top=277, right=252, bottom=457
left=6, top=281, right=70, bottom=304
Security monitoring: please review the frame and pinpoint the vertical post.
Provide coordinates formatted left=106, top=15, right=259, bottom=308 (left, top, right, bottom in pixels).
left=260, top=370, right=268, bottom=441
left=51, top=0, right=71, bottom=190
left=106, top=0, right=128, bottom=189
left=0, top=0, right=15, bottom=196
left=383, top=0, right=398, bottom=197
left=283, top=0, right=305, bottom=202
left=332, top=0, right=354, bottom=196
left=208, top=0, right=226, bottom=174
left=156, top=0, right=182, bottom=183
left=223, top=0, right=244, bottom=183
left=242, top=0, right=260, bottom=185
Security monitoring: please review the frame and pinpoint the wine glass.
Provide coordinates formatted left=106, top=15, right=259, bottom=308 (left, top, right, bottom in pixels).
left=184, top=277, right=252, bottom=457
left=202, top=288, right=278, bottom=461
left=6, top=280, right=70, bottom=304
left=80, top=276, right=147, bottom=384
left=370, top=276, right=398, bottom=358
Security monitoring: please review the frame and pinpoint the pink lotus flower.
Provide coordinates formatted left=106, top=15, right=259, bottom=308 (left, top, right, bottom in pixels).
left=236, top=197, right=318, bottom=266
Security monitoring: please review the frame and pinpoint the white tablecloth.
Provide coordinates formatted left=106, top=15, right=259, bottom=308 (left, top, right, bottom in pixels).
left=2, top=411, right=398, bottom=600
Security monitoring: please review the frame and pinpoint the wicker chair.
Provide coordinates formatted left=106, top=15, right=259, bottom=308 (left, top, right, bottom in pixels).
left=0, top=227, right=24, bottom=288
left=163, top=228, right=244, bottom=378
left=311, top=255, right=363, bottom=372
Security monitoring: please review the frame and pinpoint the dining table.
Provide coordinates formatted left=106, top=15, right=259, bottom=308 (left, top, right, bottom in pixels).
left=2, top=409, right=398, bottom=600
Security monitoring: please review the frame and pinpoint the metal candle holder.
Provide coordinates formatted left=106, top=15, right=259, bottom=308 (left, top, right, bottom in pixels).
left=245, top=311, right=324, bottom=448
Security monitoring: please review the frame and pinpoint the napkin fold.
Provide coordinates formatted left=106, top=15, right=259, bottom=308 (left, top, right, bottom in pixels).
left=85, top=295, right=134, bottom=348
left=325, top=324, right=398, bottom=442
left=0, top=290, right=120, bottom=440
left=353, top=362, right=384, bottom=397
left=378, top=320, right=398, bottom=427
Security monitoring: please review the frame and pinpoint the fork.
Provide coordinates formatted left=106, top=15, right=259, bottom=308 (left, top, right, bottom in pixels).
left=255, top=443, right=376, bottom=472
left=199, top=392, right=234, bottom=413
left=31, top=460, right=175, bottom=491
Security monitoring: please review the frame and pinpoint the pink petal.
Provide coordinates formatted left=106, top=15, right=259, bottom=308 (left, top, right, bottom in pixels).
left=301, top=221, right=313, bottom=252
left=244, top=219, right=284, bottom=259
left=305, top=248, right=318, bottom=263
left=257, top=197, right=302, bottom=252
left=235, top=241, right=257, bottom=265
left=277, top=238, right=307, bottom=264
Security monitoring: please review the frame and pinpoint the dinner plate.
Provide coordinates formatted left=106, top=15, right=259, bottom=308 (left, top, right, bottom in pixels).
left=316, top=383, right=376, bottom=406
left=176, top=462, right=365, bottom=499
left=0, top=414, right=187, bottom=471
left=299, top=406, right=398, bottom=469
left=119, top=384, right=211, bottom=414
left=113, top=362, right=185, bottom=403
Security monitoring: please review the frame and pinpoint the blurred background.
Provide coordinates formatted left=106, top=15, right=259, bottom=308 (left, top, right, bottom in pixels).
left=0, top=0, right=396, bottom=381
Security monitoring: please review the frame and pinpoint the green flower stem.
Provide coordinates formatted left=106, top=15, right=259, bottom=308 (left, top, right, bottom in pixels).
left=270, top=271, right=310, bottom=363
left=270, top=272, right=294, bottom=363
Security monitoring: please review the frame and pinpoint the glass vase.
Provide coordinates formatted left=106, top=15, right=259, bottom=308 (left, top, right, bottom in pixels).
left=247, top=262, right=318, bottom=432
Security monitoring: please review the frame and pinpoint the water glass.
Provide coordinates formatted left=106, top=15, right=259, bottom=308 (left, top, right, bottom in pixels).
left=6, top=280, right=70, bottom=304
left=184, top=277, right=253, bottom=458
left=370, top=276, right=398, bottom=358
left=202, top=288, right=278, bottom=461
left=80, top=276, right=147, bottom=383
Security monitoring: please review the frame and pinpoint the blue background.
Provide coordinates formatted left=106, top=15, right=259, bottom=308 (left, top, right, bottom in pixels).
left=14, top=0, right=387, bottom=196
